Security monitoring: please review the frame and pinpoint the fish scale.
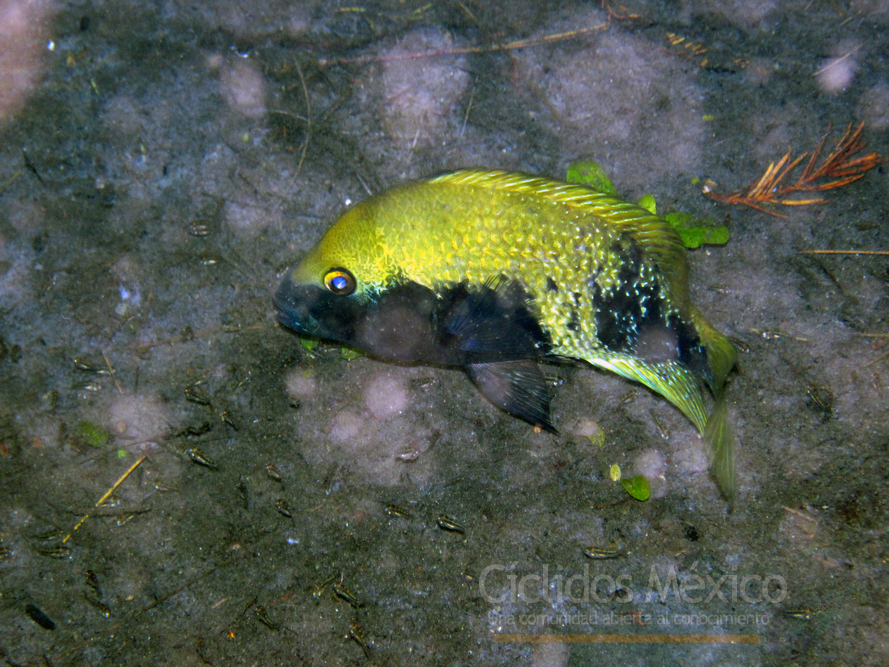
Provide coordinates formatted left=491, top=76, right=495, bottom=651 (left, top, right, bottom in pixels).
left=275, top=169, right=738, bottom=498
left=380, top=174, right=679, bottom=361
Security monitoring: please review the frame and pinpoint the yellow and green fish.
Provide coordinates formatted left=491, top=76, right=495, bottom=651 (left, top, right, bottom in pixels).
left=275, top=170, right=737, bottom=498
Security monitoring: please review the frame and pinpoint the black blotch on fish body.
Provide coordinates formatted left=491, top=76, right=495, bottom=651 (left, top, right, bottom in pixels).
left=441, top=277, right=550, bottom=360
left=591, top=236, right=662, bottom=353
left=671, top=315, right=711, bottom=384
left=589, top=236, right=712, bottom=385
left=275, top=275, right=556, bottom=429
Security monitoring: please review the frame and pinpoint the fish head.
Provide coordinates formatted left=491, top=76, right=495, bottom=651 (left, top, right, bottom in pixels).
left=274, top=264, right=364, bottom=342
left=275, top=201, right=381, bottom=336
left=274, top=200, right=439, bottom=362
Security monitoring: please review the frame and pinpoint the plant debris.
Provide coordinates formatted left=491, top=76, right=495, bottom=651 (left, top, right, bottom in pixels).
left=705, top=122, right=884, bottom=217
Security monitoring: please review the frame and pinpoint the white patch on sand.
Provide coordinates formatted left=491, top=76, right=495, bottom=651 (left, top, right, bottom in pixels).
left=285, top=370, right=317, bottom=401
left=635, top=448, right=669, bottom=498
left=220, top=60, right=267, bottom=119
left=532, top=641, right=569, bottom=667
left=379, top=28, right=469, bottom=147
left=693, top=0, right=777, bottom=30
left=294, top=365, right=440, bottom=487
left=0, top=0, right=50, bottom=125
left=572, top=419, right=602, bottom=439
left=223, top=197, right=281, bottom=236
left=673, top=434, right=710, bottom=476
left=520, top=16, right=705, bottom=190
left=815, top=42, right=860, bottom=94
left=330, top=410, right=364, bottom=443
left=108, top=393, right=168, bottom=446
left=365, top=373, right=409, bottom=419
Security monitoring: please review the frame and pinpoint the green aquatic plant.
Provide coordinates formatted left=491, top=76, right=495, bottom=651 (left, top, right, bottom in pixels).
left=566, top=160, right=618, bottom=196
left=76, top=420, right=109, bottom=448
left=621, top=475, right=651, bottom=501
left=664, top=212, right=730, bottom=249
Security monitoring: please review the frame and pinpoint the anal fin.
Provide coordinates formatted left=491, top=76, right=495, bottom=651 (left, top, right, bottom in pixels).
left=592, top=352, right=736, bottom=500
left=466, top=360, right=556, bottom=433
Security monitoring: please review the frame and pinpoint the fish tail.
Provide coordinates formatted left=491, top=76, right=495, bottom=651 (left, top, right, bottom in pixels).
left=704, top=394, right=736, bottom=500
left=689, top=306, right=737, bottom=499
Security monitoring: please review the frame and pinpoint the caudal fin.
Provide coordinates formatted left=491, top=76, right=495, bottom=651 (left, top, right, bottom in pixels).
left=704, top=395, right=736, bottom=500
left=689, top=305, right=737, bottom=499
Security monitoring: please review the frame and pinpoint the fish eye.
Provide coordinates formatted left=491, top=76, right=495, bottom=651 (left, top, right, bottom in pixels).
left=323, top=268, right=356, bottom=296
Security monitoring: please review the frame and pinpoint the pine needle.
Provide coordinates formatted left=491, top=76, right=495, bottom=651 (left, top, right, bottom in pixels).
left=706, top=123, right=884, bottom=217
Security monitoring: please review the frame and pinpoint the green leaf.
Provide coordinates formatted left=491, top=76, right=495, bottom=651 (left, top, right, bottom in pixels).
left=637, top=194, right=657, bottom=214
left=664, top=212, right=730, bottom=249
left=299, top=337, right=319, bottom=351
left=566, top=160, right=618, bottom=196
left=76, top=420, right=109, bottom=448
left=340, top=347, right=363, bottom=360
left=621, top=475, right=651, bottom=501
left=588, top=429, right=605, bottom=449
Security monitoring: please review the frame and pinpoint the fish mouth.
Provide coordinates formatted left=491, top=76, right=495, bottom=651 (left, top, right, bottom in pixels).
left=275, top=309, right=318, bottom=333
left=273, top=274, right=321, bottom=335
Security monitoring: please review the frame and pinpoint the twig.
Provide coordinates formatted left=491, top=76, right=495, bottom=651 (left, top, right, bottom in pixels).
left=63, top=455, right=147, bottom=543
left=292, top=59, right=311, bottom=180
left=799, top=250, right=889, bottom=255
left=317, top=24, right=610, bottom=67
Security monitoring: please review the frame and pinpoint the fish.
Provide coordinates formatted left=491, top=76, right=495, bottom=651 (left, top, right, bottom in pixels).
left=274, top=170, right=737, bottom=498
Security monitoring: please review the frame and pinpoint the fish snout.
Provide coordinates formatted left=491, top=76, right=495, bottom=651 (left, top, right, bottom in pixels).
left=274, top=274, right=321, bottom=334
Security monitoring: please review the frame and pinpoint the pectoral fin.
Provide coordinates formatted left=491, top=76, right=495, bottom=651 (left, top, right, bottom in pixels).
left=466, top=360, right=556, bottom=433
left=440, top=277, right=550, bottom=361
